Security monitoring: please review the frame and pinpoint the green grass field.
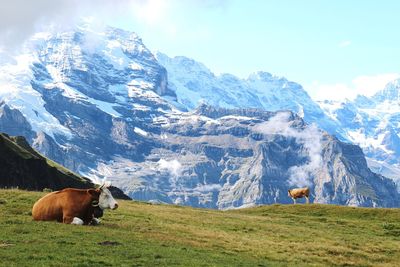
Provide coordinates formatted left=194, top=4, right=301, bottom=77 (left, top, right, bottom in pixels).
left=0, top=189, right=399, bottom=267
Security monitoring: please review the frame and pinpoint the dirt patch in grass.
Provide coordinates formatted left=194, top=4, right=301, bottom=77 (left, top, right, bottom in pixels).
left=98, top=241, right=121, bottom=246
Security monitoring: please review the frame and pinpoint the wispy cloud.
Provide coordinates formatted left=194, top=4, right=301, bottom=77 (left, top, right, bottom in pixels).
left=131, top=0, right=170, bottom=26
left=309, top=73, right=400, bottom=101
left=338, top=40, right=352, bottom=48
left=352, top=73, right=400, bottom=96
left=311, top=82, right=356, bottom=101
left=0, top=0, right=136, bottom=50
left=0, top=0, right=232, bottom=51
left=254, top=112, right=323, bottom=187
left=158, top=159, right=183, bottom=177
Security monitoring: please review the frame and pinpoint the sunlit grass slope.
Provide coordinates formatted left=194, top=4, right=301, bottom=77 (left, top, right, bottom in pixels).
left=0, top=189, right=399, bottom=266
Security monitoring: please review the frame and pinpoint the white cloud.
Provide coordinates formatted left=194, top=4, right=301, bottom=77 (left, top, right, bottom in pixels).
left=126, top=0, right=225, bottom=41
left=338, top=40, right=351, bottom=48
left=0, top=0, right=230, bottom=52
left=311, top=82, right=355, bottom=101
left=158, top=159, right=182, bottom=177
left=352, top=73, right=400, bottom=96
left=309, top=73, right=400, bottom=101
left=0, top=0, right=138, bottom=51
left=1, top=0, right=210, bottom=49
left=131, top=0, right=170, bottom=26
left=254, top=112, right=323, bottom=187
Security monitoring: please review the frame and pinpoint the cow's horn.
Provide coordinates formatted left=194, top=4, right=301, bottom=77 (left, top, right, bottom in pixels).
left=99, top=183, right=105, bottom=190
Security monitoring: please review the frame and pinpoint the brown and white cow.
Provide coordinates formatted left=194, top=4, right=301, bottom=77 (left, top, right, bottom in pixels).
left=288, top=187, right=310, bottom=204
left=32, top=184, right=118, bottom=225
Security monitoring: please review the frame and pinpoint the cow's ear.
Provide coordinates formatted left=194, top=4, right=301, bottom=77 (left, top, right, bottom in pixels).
left=87, top=189, right=100, bottom=197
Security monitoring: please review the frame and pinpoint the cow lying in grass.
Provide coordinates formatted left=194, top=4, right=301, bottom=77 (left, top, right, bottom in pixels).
left=288, top=187, right=310, bottom=204
left=32, top=184, right=118, bottom=225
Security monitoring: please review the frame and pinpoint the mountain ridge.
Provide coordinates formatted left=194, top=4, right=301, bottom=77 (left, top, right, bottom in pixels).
left=319, top=78, right=400, bottom=189
left=0, top=24, right=398, bottom=208
left=156, top=52, right=345, bottom=139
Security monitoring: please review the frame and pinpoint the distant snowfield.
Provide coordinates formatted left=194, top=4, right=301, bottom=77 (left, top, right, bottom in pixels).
left=134, top=127, right=148, bottom=137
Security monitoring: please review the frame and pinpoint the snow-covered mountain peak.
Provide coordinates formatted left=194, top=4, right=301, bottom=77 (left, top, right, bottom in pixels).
left=0, top=24, right=174, bottom=140
left=352, top=95, right=375, bottom=108
left=248, top=71, right=275, bottom=82
left=157, top=52, right=343, bottom=137
left=316, top=77, right=400, bottom=188
left=218, top=73, right=241, bottom=82
left=156, top=52, right=213, bottom=77
left=372, top=78, right=400, bottom=103
left=1, top=25, right=399, bottom=207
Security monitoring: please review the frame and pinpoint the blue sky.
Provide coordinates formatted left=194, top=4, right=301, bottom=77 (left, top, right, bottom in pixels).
left=107, top=0, right=400, bottom=101
left=1, top=0, right=399, bottom=101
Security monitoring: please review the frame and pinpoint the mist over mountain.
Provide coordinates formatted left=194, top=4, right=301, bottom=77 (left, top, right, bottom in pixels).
left=0, top=23, right=398, bottom=208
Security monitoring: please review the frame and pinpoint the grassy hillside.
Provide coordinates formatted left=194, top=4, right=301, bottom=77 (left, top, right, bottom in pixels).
left=0, top=133, right=91, bottom=188
left=0, top=133, right=130, bottom=199
left=0, top=189, right=399, bottom=267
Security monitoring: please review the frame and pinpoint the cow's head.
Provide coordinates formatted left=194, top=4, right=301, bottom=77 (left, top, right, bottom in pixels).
left=288, top=189, right=292, bottom=197
left=98, top=183, right=119, bottom=210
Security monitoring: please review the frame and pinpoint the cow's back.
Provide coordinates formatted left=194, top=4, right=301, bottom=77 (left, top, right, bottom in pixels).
left=291, top=187, right=310, bottom=198
left=32, top=188, right=95, bottom=223
left=32, top=191, right=66, bottom=222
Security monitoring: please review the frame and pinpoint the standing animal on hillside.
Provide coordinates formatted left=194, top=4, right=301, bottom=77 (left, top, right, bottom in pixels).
left=288, top=187, right=310, bottom=204
left=32, top=184, right=118, bottom=225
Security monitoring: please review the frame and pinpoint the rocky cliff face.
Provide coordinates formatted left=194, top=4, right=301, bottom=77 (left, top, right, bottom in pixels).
left=319, top=79, right=400, bottom=189
left=84, top=107, right=398, bottom=208
left=0, top=24, right=398, bottom=208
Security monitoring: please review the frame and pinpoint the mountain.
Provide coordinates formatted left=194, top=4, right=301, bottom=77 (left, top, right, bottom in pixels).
left=0, top=24, right=398, bottom=208
left=319, top=79, right=400, bottom=189
left=94, top=106, right=397, bottom=208
left=156, top=52, right=343, bottom=138
left=156, top=53, right=400, bottom=192
left=0, top=132, right=86, bottom=190
left=0, top=132, right=130, bottom=199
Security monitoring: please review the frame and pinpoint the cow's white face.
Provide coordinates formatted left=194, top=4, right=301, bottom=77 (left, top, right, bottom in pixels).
left=99, top=187, right=118, bottom=210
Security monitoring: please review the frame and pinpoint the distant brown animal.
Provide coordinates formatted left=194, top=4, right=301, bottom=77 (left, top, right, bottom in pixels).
left=32, top=184, right=118, bottom=225
left=288, top=187, right=310, bottom=204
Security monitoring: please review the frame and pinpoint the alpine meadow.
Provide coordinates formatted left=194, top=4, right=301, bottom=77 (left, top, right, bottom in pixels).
left=1, top=1, right=400, bottom=266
